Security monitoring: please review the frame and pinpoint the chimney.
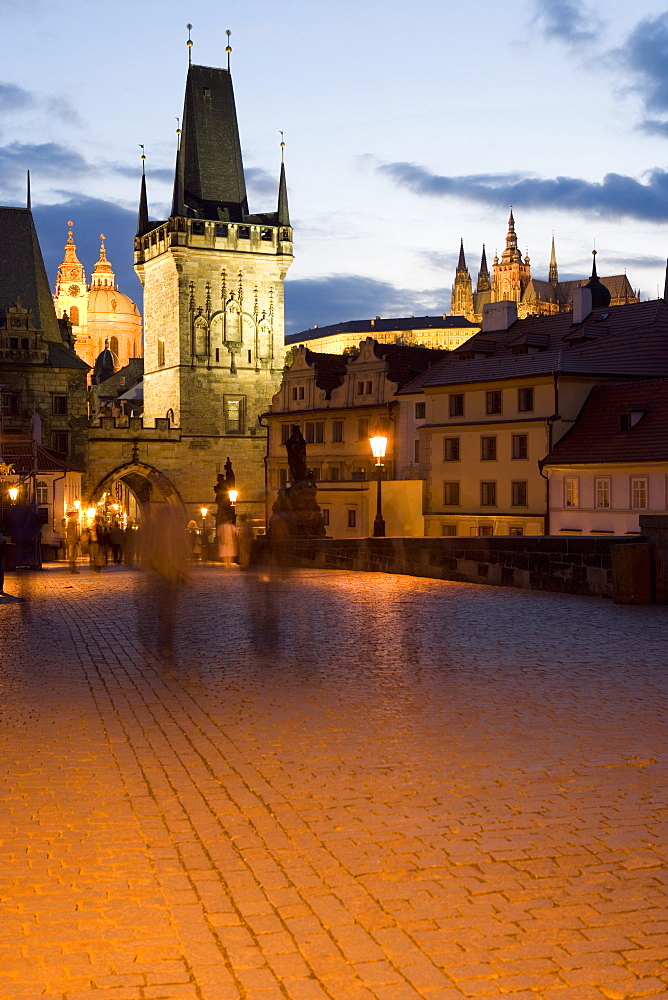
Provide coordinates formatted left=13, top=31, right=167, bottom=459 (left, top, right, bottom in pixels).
left=572, top=286, right=592, bottom=324
left=482, top=300, right=517, bottom=333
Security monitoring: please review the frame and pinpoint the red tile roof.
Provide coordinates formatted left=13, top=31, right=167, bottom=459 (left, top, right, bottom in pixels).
left=541, top=379, right=668, bottom=465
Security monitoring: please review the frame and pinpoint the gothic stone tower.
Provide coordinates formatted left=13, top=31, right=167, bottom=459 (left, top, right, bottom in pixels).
left=450, top=239, right=474, bottom=320
left=492, top=209, right=530, bottom=305
left=133, top=60, right=293, bottom=508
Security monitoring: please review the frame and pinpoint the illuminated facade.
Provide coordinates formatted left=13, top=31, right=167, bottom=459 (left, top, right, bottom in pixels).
left=451, top=210, right=639, bottom=322
left=53, top=226, right=142, bottom=371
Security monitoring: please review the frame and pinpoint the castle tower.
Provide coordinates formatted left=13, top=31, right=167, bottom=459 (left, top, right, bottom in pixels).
left=549, top=235, right=558, bottom=284
left=492, top=208, right=531, bottom=304
left=450, top=239, right=474, bottom=320
left=477, top=244, right=491, bottom=293
left=53, top=221, right=88, bottom=350
left=134, top=57, right=294, bottom=468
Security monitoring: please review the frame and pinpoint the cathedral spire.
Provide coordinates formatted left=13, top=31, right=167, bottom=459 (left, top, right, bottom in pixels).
left=456, top=238, right=468, bottom=273
left=277, top=136, right=290, bottom=227
left=477, top=244, right=491, bottom=292
left=501, top=206, right=522, bottom=264
left=137, top=146, right=149, bottom=236
left=171, top=61, right=249, bottom=221
left=549, top=234, right=558, bottom=284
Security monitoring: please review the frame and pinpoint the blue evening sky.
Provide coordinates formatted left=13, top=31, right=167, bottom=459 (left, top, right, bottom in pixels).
left=2, top=0, right=668, bottom=334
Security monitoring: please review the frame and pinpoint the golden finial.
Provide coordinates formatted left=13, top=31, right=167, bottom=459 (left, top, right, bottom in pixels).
left=280, top=130, right=285, bottom=163
left=139, top=143, right=145, bottom=161
left=186, top=23, right=193, bottom=64
left=226, top=29, right=232, bottom=71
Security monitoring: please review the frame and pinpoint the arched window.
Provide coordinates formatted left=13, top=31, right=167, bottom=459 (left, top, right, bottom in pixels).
left=36, top=481, right=48, bottom=505
left=69, top=305, right=79, bottom=325
left=110, top=336, right=119, bottom=360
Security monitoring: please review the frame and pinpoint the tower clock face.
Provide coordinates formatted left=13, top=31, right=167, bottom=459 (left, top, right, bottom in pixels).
left=68, top=284, right=79, bottom=296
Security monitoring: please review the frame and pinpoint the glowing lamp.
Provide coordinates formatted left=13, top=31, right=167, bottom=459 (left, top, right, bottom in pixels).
left=228, top=489, right=238, bottom=504
left=8, top=486, right=19, bottom=502
left=369, top=435, right=388, bottom=464
left=86, top=507, right=96, bottom=519
left=73, top=499, right=81, bottom=510
left=200, top=507, right=208, bottom=519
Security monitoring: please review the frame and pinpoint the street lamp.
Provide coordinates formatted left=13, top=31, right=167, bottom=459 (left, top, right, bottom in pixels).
left=8, top=486, right=19, bottom=502
left=227, top=488, right=238, bottom=524
left=369, top=435, right=388, bottom=537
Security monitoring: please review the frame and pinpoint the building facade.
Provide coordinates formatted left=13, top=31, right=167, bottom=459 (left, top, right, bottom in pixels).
left=53, top=226, right=143, bottom=371
left=286, top=315, right=478, bottom=356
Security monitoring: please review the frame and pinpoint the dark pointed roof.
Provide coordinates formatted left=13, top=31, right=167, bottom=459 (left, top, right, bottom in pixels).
left=172, top=63, right=248, bottom=221
left=477, top=244, right=491, bottom=292
left=0, top=206, right=63, bottom=343
left=456, top=239, right=468, bottom=273
left=585, top=250, right=611, bottom=308
left=277, top=160, right=290, bottom=227
left=137, top=160, right=149, bottom=236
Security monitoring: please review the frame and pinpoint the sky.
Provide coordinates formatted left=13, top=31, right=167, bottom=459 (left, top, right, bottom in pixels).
left=3, top=0, right=668, bottom=335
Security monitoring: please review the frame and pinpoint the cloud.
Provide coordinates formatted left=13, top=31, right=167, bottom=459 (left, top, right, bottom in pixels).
left=531, top=0, right=602, bottom=46
left=246, top=166, right=279, bottom=199
left=0, top=82, right=33, bottom=112
left=621, top=11, right=668, bottom=115
left=284, top=275, right=449, bottom=336
left=378, top=160, right=668, bottom=222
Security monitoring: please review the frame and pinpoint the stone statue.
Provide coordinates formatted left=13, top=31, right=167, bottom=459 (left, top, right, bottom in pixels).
left=214, top=458, right=236, bottom=527
left=285, top=426, right=308, bottom=484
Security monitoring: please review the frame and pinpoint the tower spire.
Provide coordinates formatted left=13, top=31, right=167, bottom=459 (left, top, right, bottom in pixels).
left=501, top=206, right=522, bottom=264
left=226, top=29, right=232, bottom=72
left=549, top=233, right=558, bottom=283
left=477, top=244, right=490, bottom=292
left=26, top=170, right=31, bottom=211
left=187, top=23, right=193, bottom=65
left=136, top=145, right=149, bottom=236
left=277, top=133, right=290, bottom=227
left=456, top=238, right=468, bottom=273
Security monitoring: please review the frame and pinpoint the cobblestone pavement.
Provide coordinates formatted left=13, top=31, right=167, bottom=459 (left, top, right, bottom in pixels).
left=1, top=564, right=667, bottom=1000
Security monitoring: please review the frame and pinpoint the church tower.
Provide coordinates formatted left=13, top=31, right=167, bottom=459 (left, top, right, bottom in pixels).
left=450, top=239, right=474, bottom=320
left=492, top=209, right=531, bottom=305
left=549, top=235, right=558, bottom=284
left=134, top=50, right=293, bottom=494
left=53, top=222, right=88, bottom=351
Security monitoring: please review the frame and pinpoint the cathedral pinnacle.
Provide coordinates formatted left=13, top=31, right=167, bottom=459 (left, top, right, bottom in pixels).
left=477, top=244, right=491, bottom=292
left=549, top=234, right=558, bottom=283
left=501, top=206, right=522, bottom=264
left=456, top=239, right=468, bottom=273
left=136, top=145, right=149, bottom=236
left=277, top=134, right=290, bottom=227
left=186, top=23, right=193, bottom=65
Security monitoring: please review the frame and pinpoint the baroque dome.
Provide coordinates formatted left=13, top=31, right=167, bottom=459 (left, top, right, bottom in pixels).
left=88, top=285, right=141, bottom=319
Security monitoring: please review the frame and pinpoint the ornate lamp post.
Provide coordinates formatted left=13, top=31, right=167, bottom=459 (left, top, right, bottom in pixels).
left=369, top=435, right=388, bottom=537
left=228, top=488, right=238, bottom=525
left=200, top=507, right=208, bottom=560
left=8, top=486, right=19, bottom=503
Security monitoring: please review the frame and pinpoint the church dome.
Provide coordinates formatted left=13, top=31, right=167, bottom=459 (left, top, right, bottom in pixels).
left=88, top=285, right=141, bottom=319
left=93, top=342, right=115, bottom=383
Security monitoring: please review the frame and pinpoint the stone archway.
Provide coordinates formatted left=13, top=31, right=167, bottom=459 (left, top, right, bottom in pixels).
left=88, top=462, right=185, bottom=520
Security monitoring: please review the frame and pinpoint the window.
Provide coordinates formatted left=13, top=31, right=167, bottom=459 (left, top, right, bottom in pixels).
left=441, top=524, right=457, bottom=536
left=443, top=437, right=460, bottom=462
left=512, top=434, right=528, bottom=459
left=110, top=336, right=119, bottom=359
left=631, top=477, right=648, bottom=509
left=481, top=436, right=497, bottom=461
left=53, top=431, right=69, bottom=454
left=237, top=226, right=250, bottom=239
left=478, top=525, right=493, bottom=537
left=511, top=481, right=528, bottom=507
left=443, top=481, right=460, bottom=505
left=312, top=468, right=321, bottom=481
left=329, top=466, right=340, bottom=481
left=366, top=380, right=373, bottom=395
left=157, top=339, right=165, bottom=366
left=279, top=468, right=288, bottom=488
left=414, top=439, right=420, bottom=463
left=564, top=478, right=579, bottom=508
left=191, top=221, right=205, bottom=235
left=509, top=526, right=524, bottom=536
left=305, top=421, right=324, bottom=444
left=52, top=394, right=68, bottom=415
left=358, top=417, right=369, bottom=441
left=215, top=224, right=228, bottom=238
left=486, top=390, right=502, bottom=415
left=332, top=420, right=344, bottom=442
left=449, top=393, right=464, bottom=417
left=225, top=396, right=244, bottom=433
left=69, top=305, right=79, bottom=325
left=356, top=380, right=365, bottom=395
left=595, top=477, right=611, bottom=509
left=281, top=424, right=293, bottom=445
left=481, top=481, right=497, bottom=506
left=518, top=387, right=534, bottom=412
left=347, top=509, right=357, bottom=528
left=415, top=402, right=426, bottom=420
left=36, top=481, right=48, bottom=505
left=1, top=391, right=19, bottom=415
left=291, top=385, right=305, bottom=401
left=322, top=508, right=330, bottom=526
left=619, top=413, right=631, bottom=432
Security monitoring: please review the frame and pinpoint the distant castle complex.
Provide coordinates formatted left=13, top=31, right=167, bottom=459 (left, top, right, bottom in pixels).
left=450, top=209, right=639, bottom=322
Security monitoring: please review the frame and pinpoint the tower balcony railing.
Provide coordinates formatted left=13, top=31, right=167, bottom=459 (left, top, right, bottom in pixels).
left=135, top=219, right=293, bottom=260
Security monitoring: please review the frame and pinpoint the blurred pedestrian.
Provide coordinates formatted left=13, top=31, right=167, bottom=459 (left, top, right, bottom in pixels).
left=217, top=519, right=237, bottom=569
left=140, top=505, right=189, bottom=671
left=124, top=520, right=139, bottom=568
left=65, top=508, right=80, bottom=574
left=110, top=521, right=124, bottom=564
left=237, top=514, right=254, bottom=569
left=87, top=518, right=106, bottom=573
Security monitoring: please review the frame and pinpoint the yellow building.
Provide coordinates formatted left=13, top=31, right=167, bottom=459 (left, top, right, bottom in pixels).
left=53, top=224, right=143, bottom=372
left=285, top=314, right=478, bottom=356
left=406, top=290, right=668, bottom=537
left=266, top=339, right=446, bottom=537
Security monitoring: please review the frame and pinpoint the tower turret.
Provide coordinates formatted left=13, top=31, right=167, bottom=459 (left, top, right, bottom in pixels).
left=549, top=235, right=558, bottom=284
left=492, top=208, right=531, bottom=308
left=450, top=239, right=474, bottom=320
left=477, top=244, right=491, bottom=293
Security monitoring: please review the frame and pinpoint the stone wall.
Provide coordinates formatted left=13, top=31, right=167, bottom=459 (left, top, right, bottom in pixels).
left=262, top=535, right=644, bottom=598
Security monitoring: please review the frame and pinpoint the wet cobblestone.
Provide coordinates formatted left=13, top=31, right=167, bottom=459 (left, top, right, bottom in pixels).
left=0, top=564, right=667, bottom=1000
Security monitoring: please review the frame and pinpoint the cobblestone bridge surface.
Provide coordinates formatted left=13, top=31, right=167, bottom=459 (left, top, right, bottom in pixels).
left=1, top=564, right=667, bottom=1000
